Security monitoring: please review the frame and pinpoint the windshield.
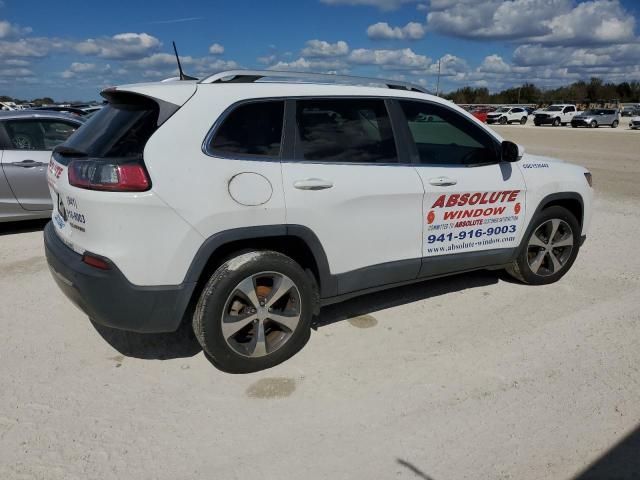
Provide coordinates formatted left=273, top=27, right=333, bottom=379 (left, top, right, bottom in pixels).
left=547, top=106, right=563, bottom=112
left=495, top=107, right=510, bottom=112
left=62, top=101, right=159, bottom=158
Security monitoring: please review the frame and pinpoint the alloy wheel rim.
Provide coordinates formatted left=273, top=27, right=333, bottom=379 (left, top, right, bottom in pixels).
left=527, top=219, right=574, bottom=277
left=221, top=271, right=301, bottom=358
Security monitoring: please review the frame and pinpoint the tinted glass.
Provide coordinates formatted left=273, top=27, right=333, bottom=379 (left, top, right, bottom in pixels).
left=399, top=100, right=497, bottom=165
left=4, top=119, right=79, bottom=151
left=63, top=101, right=158, bottom=158
left=296, top=98, right=397, bottom=163
left=209, top=101, right=284, bottom=157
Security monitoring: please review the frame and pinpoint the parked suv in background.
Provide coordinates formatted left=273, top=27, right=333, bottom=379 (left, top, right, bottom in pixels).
left=45, top=70, right=593, bottom=373
left=486, top=106, right=528, bottom=125
left=1, top=111, right=84, bottom=222
left=571, top=109, right=620, bottom=128
left=534, top=104, right=577, bottom=126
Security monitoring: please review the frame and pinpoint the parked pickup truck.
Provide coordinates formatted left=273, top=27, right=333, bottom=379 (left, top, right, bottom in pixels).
left=571, top=109, right=620, bottom=128
left=534, top=105, right=577, bottom=126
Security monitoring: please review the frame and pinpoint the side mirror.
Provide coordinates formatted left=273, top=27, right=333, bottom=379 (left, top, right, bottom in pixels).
left=501, top=140, right=521, bottom=163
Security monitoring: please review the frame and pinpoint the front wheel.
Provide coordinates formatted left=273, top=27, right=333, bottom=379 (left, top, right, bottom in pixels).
left=499, top=116, right=507, bottom=125
left=590, top=120, right=598, bottom=128
left=552, top=117, right=561, bottom=127
left=193, top=251, right=314, bottom=373
left=506, top=206, right=580, bottom=285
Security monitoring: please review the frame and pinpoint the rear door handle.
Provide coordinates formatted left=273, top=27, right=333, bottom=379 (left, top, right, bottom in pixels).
left=429, top=176, right=457, bottom=186
left=14, top=159, right=45, bottom=168
left=293, top=178, right=334, bottom=190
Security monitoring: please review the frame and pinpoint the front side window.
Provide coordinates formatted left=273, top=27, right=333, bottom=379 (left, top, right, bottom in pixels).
left=399, top=100, right=498, bottom=165
left=208, top=101, right=284, bottom=157
left=4, top=119, right=79, bottom=151
left=295, top=98, right=397, bottom=163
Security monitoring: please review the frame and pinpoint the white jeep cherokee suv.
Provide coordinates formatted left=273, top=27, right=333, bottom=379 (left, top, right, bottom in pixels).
left=45, top=70, right=593, bottom=373
left=485, top=106, right=528, bottom=125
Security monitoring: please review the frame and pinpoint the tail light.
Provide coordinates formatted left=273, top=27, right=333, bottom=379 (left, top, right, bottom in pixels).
left=68, top=160, right=150, bottom=192
left=82, top=253, right=111, bottom=270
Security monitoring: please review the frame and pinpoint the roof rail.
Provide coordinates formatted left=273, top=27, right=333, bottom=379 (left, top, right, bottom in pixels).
left=198, top=69, right=429, bottom=93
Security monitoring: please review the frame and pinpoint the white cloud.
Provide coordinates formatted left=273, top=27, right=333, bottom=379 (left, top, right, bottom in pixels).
left=209, top=43, right=224, bottom=55
left=425, top=0, right=636, bottom=46
left=268, top=57, right=348, bottom=72
left=478, top=54, right=511, bottom=73
left=301, top=40, right=349, bottom=57
left=0, top=37, right=61, bottom=57
left=3, top=58, right=29, bottom=66
left=75, top=33, right=161, bottom=59
left=367, top=21, right=426, bottom=40
left=319, top=0, right=418, bottom=10
left=348, top=47, right=431, bottom=69
left=0, top=67, right=33, bottom=76
left=0, top=19, right=31, bottom=39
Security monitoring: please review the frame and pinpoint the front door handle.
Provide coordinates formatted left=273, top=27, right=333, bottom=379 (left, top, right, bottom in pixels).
left=293, top=178, right=334, bottom=190
left=13, top=159, right=45, bottom=168
left=429, top=176, right=457, bottom=186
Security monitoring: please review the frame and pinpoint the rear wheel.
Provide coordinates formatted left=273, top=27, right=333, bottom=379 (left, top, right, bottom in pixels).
left=520, top=116, right=527, bottom=125
left=193, top=251, right=314, bottom=373
left=612, top=120, right=619, bottom=128
left=552, top=117, right=561, bottom=127
left=506, top=206, right=580, bottom=285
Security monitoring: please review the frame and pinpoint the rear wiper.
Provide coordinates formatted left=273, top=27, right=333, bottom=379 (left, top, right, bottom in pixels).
left=53, top=145, right=89, bottom=157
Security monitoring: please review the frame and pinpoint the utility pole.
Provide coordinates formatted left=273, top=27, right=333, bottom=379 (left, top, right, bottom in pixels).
left=436, top=59, right=441, bottom=97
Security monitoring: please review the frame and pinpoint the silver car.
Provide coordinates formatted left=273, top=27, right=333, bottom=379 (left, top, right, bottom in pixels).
left=571, top=108, right=620, bottom=128
left=1, top=111, right=84, bottom=222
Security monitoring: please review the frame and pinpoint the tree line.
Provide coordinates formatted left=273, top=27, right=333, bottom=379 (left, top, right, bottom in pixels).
left=444, top=78, right=640, bottom=105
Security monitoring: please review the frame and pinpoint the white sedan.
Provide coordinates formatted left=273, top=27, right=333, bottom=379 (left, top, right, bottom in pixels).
left=630, top=116, right=640, bottom=129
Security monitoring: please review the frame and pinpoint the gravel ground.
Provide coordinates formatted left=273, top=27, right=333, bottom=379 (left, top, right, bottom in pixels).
left=1, top=123, right=639, bottom=480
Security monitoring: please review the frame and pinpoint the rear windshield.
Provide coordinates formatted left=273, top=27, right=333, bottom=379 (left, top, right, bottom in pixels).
left=62, top=100, right=159, bottom=159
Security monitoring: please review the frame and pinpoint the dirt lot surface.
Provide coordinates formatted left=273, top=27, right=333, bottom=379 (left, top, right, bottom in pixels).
left=1, top=124, right=639, bottom=479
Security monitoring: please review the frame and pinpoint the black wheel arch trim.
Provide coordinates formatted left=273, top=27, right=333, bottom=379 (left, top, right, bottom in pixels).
left=515, top=191, right=584, bottom=257
left=183, top=224, right=337, bottom=298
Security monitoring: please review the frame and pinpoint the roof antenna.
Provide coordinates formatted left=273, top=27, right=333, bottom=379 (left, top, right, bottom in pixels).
left=172, top=41, right=197, bottom=80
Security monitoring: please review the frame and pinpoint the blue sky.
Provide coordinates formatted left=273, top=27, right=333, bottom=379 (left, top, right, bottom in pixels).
left=1, top=0, right=639, bottom=100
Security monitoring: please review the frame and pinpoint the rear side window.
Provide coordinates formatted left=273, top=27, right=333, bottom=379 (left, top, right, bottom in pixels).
left=63, top=100, right=159, bottom=158
left=295, top=98, right=397, bottom=163
left=4, top=119, right=79, bottom=151
left=208, top=101, right=284, bottom=157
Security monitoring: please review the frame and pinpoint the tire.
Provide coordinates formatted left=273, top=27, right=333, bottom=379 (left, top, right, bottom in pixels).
left=552, top=117, right=561, bottom=127
left=612, top=120, right=619, bottom=128
left=520, top=116, right=527, bottom=125
left=534, top=121, right=540, bottom=126
left=571, top=123, right=577, bottom=128
left=193, top=251, right=314, bottom=373
left=499, top=116, right=507, bottom=125
left=506, top=206, right=581, bottom=286
left=590, top=120, right=598, bottom=128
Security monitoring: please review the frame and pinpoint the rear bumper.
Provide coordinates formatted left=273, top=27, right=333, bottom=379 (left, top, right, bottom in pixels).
left=44, top=222, right=194, bottom=333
